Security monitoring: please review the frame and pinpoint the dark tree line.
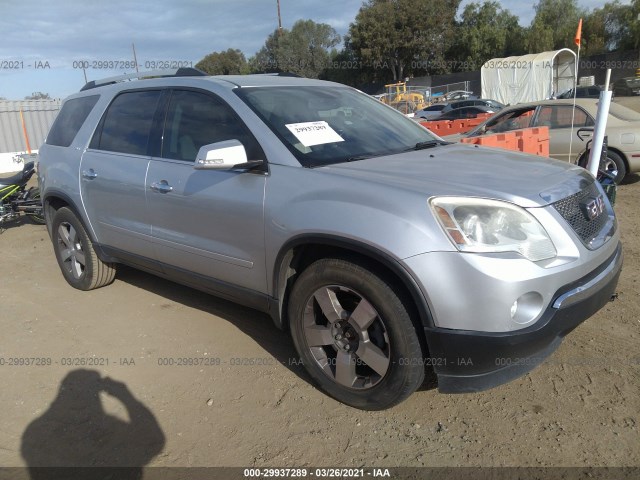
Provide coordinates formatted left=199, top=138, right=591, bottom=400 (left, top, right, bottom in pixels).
left=195, top=0, right=640, bottom=85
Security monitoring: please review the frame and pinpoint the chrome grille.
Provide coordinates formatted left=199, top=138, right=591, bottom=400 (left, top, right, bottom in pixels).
left=552, top=182, right=609, bottom=247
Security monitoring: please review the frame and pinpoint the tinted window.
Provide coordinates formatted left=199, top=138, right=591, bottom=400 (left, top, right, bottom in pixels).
left=46, top=95, right=99, bottom=147
left=95, top=90, right=161, bottom=155
left=482, top=107, right=535, bottom=134
left=161, top=90, right=263, bottom=162
left=535, top=106, right=594, bottom=129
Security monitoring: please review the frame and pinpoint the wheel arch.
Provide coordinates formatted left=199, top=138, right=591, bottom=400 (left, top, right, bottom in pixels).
left=42, top=190, right=116, bottom=263
left=271, top=234, right=435, bottom=336
left=577, top=146, right=629, bottom=174
left=41, top=190, right=83, bottom=236
left=606, top=146, right=629, bottom=173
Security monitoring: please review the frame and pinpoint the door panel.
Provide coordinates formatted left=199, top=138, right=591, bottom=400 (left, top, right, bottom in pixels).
left=146, top=88, right=268, bottom=294
left=80, top=151, right=151, bottom=256
left=147, top=159, right=267, bottom=293
left=79, top=89, right=162, bottom=258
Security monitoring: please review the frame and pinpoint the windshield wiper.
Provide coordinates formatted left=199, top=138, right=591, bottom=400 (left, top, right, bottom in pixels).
left=409, top=140, right=449, bottom=151
left=345, top=154, right=373, bottom=162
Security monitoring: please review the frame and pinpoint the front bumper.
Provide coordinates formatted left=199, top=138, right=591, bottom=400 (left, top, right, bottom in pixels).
left=424, top=242, right=623, bottom=393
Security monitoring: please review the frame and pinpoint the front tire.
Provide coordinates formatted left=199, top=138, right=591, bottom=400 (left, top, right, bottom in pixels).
left=51, top=207, right=116, bottom=290
left=288, top=258, right=425, bottom=410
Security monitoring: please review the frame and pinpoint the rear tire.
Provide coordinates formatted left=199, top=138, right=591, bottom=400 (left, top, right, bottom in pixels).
left=287, top=258, right=425, bottom=410
left=51, top=207, right=116, bottom=290
left=579, top=150, right=626, bottom=185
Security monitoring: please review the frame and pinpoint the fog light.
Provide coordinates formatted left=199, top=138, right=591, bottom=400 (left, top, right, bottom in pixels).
left=510, top=292, right=544, bottom=325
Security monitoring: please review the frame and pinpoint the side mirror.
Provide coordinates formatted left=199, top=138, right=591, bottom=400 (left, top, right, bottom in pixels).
left=194, top=139, right=263, bottom=170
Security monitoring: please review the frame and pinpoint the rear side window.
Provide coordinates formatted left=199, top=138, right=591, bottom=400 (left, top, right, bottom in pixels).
left=46, top=95, right=99, bottom=147
left=93, top=90, right=161, bottom=156
left=536, top=106, right=594, bottom=129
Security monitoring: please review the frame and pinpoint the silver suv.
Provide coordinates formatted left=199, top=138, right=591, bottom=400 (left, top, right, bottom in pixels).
left=38, top=69, right=622, bottom=410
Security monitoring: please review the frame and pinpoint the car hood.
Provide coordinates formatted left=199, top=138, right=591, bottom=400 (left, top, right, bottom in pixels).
left=321, top=143, right=591, bottom=208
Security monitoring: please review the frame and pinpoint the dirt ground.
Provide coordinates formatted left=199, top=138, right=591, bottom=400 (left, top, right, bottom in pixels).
left=0, top=100, right=638, bottom=475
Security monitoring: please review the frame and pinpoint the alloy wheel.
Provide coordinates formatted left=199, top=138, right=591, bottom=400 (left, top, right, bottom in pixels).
left=56, top=222, right=86, bottom=280
left=302, top=285, right=391, bottom=389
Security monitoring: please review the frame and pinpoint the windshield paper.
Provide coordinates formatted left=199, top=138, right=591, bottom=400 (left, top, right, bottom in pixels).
left=285, top=121, right=345, bottom=147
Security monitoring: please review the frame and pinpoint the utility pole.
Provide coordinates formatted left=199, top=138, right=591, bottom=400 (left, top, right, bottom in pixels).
left=277, top=0, right=283, bottom=35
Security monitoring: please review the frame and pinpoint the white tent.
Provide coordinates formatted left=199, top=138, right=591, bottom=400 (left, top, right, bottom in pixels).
left=481, top=49, right=576, bottom=105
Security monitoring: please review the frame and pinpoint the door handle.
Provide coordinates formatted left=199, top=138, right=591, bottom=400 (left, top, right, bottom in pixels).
left=82, top=169, right=98, bottom=180
left=150, top=180, right=173, bottom=194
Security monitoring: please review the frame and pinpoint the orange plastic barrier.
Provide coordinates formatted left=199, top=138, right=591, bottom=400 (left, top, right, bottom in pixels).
left=459, top=126, right=549, bottom=157
left=420, top=113, right=492, bottom=135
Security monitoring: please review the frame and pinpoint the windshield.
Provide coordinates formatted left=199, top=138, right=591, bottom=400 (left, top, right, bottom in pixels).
left=235, top=86, right=437, bottom=167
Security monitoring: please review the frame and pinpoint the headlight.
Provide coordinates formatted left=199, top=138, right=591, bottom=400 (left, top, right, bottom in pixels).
left=430, top=197, right=556, bottom=262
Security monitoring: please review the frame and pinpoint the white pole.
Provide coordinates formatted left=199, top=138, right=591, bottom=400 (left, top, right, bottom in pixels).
left=568, top=47, right=579, bottom=163
left=587, top=69, right=612, bottom=177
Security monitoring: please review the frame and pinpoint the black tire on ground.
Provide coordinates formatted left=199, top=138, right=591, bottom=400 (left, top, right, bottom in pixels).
left=287, top=258, right=425, bottom=410
left=51, top=207, right=116, bottom=290
left=579, top=150, right=627, bottom=185
left=26, top=189, right=46, bottom=225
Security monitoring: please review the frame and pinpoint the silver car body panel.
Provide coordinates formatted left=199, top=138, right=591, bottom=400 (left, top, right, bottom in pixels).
left=146, top=156, right=267, bottom=293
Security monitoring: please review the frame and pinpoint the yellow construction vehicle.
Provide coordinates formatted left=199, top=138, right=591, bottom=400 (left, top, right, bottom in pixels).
left=381, top=82, right=427, bottom=113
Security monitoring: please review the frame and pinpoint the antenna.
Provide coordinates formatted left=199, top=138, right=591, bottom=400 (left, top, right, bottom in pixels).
left=132, top=43, right=140, bottom=73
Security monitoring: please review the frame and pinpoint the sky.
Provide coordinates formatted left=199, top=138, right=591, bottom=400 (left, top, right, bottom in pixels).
left=0, top=0, right=628, bottom=100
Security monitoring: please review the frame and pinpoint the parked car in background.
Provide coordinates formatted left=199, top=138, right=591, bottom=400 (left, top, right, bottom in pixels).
left=415, top=103, right=447, bottom=120
left=556, top=85, right=606, bottom=99
left=613, top=77, right=640, bottom=96
left=441, top=99, right=505, bottom=114
left=434, top=105, right=496, bottom=120
left=447, top=99, right=640, bottom=184
left=444, top=90, right=476, bottom=101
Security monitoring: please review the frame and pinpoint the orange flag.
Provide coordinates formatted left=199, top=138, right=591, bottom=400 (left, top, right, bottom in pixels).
left=574, top=18, right=583, bottom=47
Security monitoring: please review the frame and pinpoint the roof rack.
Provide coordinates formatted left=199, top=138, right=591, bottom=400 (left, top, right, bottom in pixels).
left=257, top=72, right=302, bottom=78
left=80, top=67, right=207, bottom=91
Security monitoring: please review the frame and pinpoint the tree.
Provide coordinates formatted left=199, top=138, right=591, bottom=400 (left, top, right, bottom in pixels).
left=348, top=0, right=461, bottom=81
left=584, top=0, right=639, bottom=53
left=249, top=20, right=341, bottom=78
left=449, top=1, right=526, bottom=71
left=582, top=8, right=609, bottom=56
left=24, top=92, right=51, bottom=100
left=527, top=0, right=585, bottom=53
left=320, top=39, right=378, bottom=86
left=195, top=48, right=248, bottom=75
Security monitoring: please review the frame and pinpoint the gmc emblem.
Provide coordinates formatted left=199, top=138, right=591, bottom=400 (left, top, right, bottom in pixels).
left=580, top=195, right=605, bottom=221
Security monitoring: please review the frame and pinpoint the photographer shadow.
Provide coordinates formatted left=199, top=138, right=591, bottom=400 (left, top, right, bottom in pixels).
left=20, top=369, right=165, bottom=480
